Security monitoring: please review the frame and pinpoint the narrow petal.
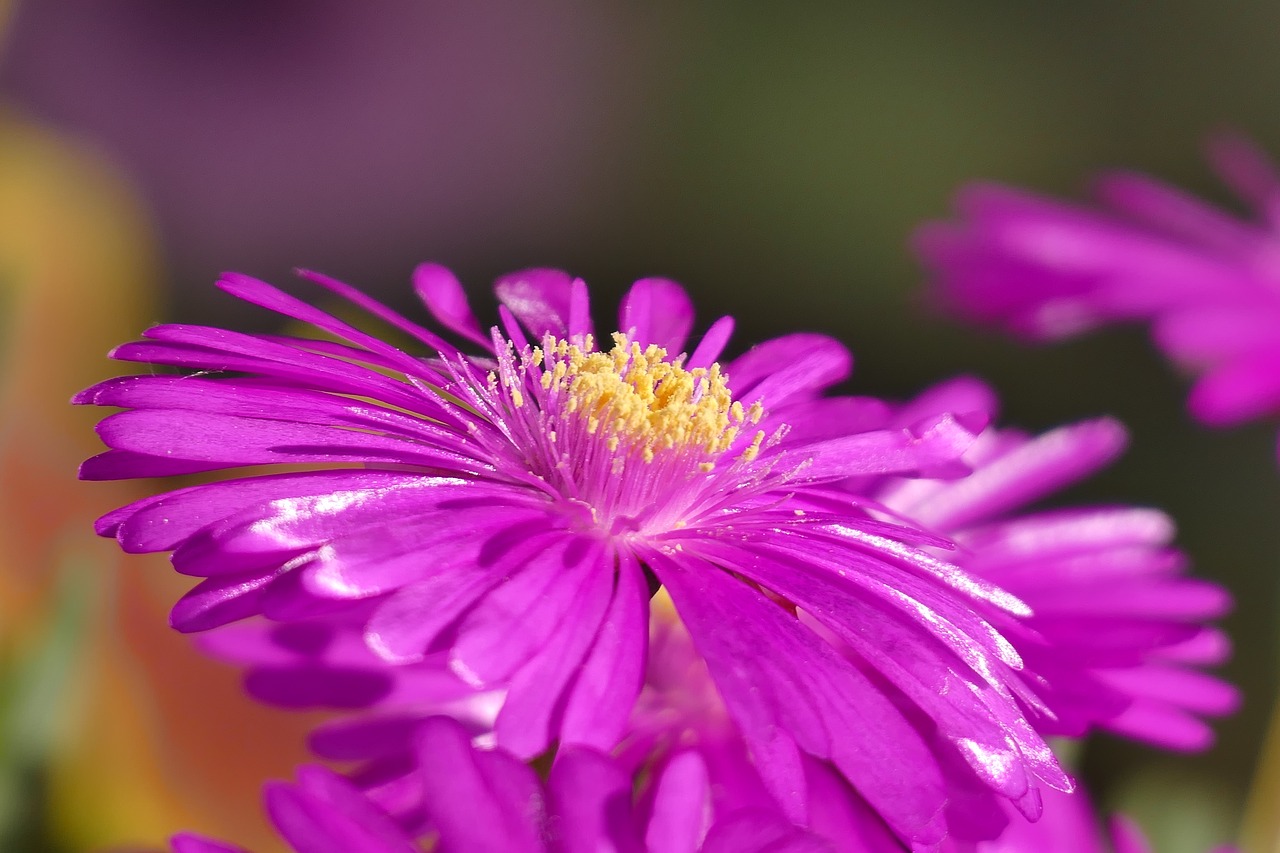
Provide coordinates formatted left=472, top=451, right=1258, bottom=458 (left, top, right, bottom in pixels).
left=104, top=469, right=431, bottom=553
left=170, top=571, right=278, bottom=633
left=894, top=418, right=1129, bottom=532
left=79, top=374, right=454, bottom=440
left=644, top=750, right=713, bottom=853
left=728, top=334, right=852, bottom=406
left=558, top=552, right=649, bottom=751
left=264, top=765, right=417, bottom=853
left=302, top=504, right=547, bottom=599
left=494, top=268, right=576, bottom=339
left=764, top=397, right=893, bottom=447
left=96, top=409, right=486, bottom=473
left=451, top=536, right=608, bottom=688
left=649, top=550, right=953, bottom=847
left=364, top=521, right=562, bottom=663
left=415, top=717, right=546, bottom=852
left=414, top=262, right=490, bottom=347
left=547, top=748, right=645, bottom=853
left=494, top=555, right=615, bottom=757
left=295, top=268, right=456, bottom=353
left=618, top=277, right=695, bottom=353
left=891, top=376, right=1000, bottom=431
left=776, top=414, right=978, bottom=482
left=218, top=271, right=451, bottom=374
left=687, top=315, right=735, bottom=369
left=168, top=478, right=490, bottom=577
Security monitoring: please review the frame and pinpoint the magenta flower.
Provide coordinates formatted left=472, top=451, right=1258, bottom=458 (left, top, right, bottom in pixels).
left=864, top=377, right=1238, bottom=750
left=915, top=134, right=1280, bottom=438
left=78, top=266, right=1068, bottom=846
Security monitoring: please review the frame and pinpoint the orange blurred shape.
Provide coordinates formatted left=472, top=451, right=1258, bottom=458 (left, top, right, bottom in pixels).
left=0, top=113, right=319, bottom=852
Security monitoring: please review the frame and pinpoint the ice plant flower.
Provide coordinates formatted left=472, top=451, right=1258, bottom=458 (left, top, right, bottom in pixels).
left=78, top=266, right=1071, bottom=846
left=915, top=134, right=1280, bottom=441
left=861, top=378, right=1238, bottom=750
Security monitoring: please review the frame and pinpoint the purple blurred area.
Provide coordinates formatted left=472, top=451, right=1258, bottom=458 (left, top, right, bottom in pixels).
left=0, top=0, right=657, bottom=320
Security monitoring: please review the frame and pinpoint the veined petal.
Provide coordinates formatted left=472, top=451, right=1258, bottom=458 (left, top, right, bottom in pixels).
left=649, top=550, right=953, bottom=847
left=558, top=550, right=649, bottom=751
left=102, top=470, right=444, bottom=553
left=776, top=414, right=978, bottom=482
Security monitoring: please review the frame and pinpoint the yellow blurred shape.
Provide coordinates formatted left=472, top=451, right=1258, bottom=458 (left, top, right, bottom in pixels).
left=0, top=113, right=314, bottom=852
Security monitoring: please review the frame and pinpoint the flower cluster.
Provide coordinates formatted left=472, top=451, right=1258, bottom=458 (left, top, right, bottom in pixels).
left=78, top=265, right=1236, bottom=851
left=915, top=133, right=1280, bottom=443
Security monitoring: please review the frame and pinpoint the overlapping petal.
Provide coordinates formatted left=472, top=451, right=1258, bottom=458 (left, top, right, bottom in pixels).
left=868, top=378, right=1237, bottom=749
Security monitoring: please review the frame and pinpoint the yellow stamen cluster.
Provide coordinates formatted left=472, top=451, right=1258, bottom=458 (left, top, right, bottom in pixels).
left=535, top=333, right=763, bottom=468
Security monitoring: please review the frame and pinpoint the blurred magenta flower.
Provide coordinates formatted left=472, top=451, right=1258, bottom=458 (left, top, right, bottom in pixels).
left=915, top=134, right=1280, bottom=439
left=79, top=266, right=1079, bottom=847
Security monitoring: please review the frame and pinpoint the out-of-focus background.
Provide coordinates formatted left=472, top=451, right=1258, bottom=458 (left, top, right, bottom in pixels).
left=0, top=2, right=1276, bottom=851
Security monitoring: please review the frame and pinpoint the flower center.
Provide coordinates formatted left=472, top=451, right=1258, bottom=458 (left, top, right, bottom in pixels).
left=535, top=332, right=762, bottom=468
left=485, top=331, right=766, bottom=532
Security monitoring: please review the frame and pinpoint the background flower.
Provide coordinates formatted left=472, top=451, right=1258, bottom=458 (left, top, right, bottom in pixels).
left=914, top=136, right=1280, bottom=436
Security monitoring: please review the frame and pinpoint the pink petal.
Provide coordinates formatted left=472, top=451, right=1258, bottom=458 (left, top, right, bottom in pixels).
left=494, top=268, right=577, bottom=340
left=170, top=571, right=278, bottom=632
left=264, top=765, right=417, bottom=853
left=557, top=551, right=649, bottom=751
left=644, top=750, right=712, bottom=853
left=649, top=550, right=954, bottom=846
left=728, top=334, right=852, bottom=407
left=687, top=315, right=736, bottom=369
left=776, top=413, right=978, bottom=482
left=413, top=262, right=490, bottom=347
left=618, top=277, right=695, bottom=353
left=415, top=717, right=545, bottom=852
left=547, top=748, right=644, bottom=853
